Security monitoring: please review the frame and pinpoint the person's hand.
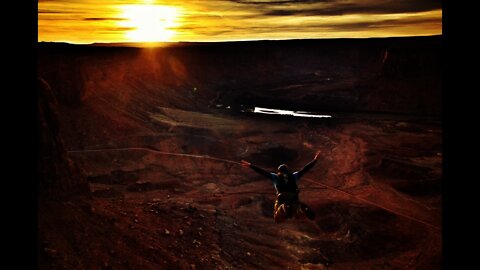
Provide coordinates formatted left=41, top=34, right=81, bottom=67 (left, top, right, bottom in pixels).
left=314, top=150, right=321, bottom=160
left=241, top=160, right=251, bottom=167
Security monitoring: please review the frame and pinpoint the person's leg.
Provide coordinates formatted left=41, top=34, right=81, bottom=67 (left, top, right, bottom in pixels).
left=274, top=199, right=286, bottom=223
left=274, top=199, right=280, bottom=214
left=274, top=204, right=288, bottom=223
left=295, top=207, right=307, bottom=219
left=298, top=202, right=315, bottom=220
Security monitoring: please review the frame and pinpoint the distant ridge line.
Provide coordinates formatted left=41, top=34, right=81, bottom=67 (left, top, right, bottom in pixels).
left=38, top=35, right=442, bottom=48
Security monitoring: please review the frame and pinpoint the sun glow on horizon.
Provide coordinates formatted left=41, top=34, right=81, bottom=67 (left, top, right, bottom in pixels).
left=38, top=0, right=441, bottom=44
left=118, top=5, right=181, bottom=43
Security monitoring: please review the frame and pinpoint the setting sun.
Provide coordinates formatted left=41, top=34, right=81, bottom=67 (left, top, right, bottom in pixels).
left=118, top=5, right=181, bottom=43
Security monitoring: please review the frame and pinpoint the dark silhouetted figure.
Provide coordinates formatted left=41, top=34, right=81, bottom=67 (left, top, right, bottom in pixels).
left=241, top=150, right=320, bottom=223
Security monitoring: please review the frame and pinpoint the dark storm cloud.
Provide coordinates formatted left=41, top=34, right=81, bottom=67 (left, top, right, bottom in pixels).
left=37, top=0, right=81, bottom=2
left=38, top=9, right=76, bottom=14
left=322, top=17, right=441, bottom=30
left=230, top=0, right=328, bottom=4
left=39, top=17, right=80, bottom=21
left=235, top=0, right=441, bottom=16
left=84, top=18, right=125, bottom=21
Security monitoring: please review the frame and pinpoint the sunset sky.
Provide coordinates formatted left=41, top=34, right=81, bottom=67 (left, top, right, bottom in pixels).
left=38, top=0, right=442, bottom=44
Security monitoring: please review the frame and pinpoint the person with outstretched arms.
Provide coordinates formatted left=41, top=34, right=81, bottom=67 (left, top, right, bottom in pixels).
left=241, top=150, right=320, bottom=223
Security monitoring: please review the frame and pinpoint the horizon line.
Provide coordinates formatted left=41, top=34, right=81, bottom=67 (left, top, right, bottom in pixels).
left=38, top=34, right=442, bottom=46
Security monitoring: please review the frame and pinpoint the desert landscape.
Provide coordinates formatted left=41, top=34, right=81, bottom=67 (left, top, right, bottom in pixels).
left=38, top=36, right=441, bottom=269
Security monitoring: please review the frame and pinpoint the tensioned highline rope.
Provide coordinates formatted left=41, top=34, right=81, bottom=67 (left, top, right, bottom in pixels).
left=67, top=147, right=440, bottom=232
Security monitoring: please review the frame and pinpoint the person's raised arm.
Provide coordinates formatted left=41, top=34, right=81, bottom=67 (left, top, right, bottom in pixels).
left=295, top=150, right=321, bottom=179
left=241, top=160, right=273, bottom=179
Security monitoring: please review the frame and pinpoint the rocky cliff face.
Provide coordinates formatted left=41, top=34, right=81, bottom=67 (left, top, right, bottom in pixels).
left=38, top=78, right=88, bottom=196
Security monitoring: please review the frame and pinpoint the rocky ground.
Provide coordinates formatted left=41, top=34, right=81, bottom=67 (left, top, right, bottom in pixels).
left=38, top=37, right=441, bottom=269
left=39, top=107, right=441, bottom=269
